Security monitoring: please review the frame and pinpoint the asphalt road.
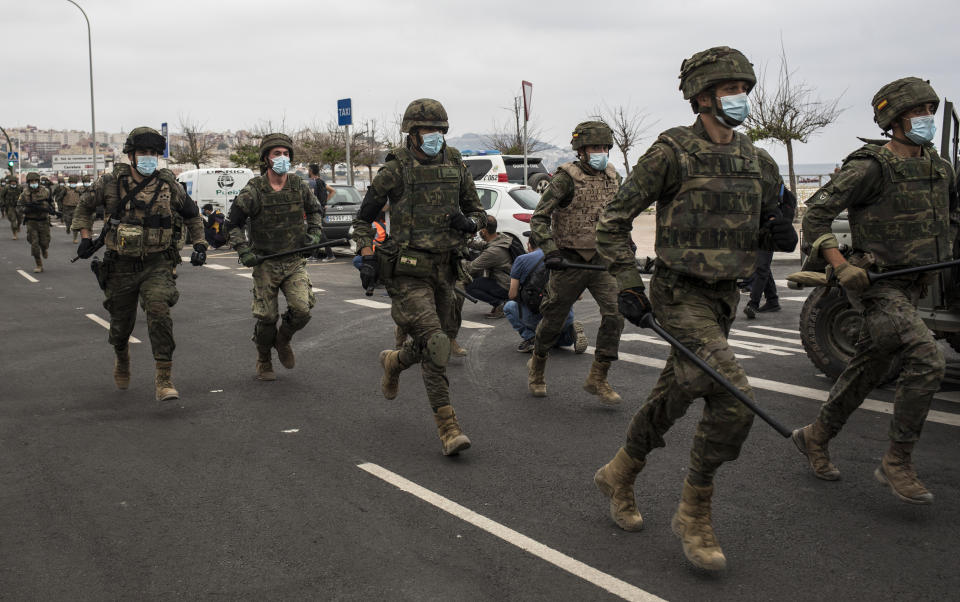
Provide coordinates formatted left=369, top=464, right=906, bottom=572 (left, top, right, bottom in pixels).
left=2, top=223, right=959, bottom=601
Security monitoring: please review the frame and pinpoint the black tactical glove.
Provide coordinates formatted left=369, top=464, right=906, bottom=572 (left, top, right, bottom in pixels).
left=77, top=237, right=95, bottom=259
left=767, top=216, right=798, bottom=252
left=239, top=249, right=259, bottom=267
left=618, top=286, right=653, bottom=327
left=359, top=255, right=379, bottom=295
left=544, top=250, right=566, bottom=271
left=190, top=243, right=207, bottom=266
left=449, top=212, right=478, bottom=234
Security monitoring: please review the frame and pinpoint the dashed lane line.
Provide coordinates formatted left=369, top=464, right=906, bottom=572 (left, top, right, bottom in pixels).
left=729, top=329, right=802, bottom=345
left=780, top=296, right=810, bottom=302
left=459, top=320, right=494, bottom=330
left=85, top=314, right=141, bottom=344
left=311, top=287, right=325, bottom=293
left=604, top=348, right=960, bottom=428
left=204, top=263, right=230, bottom=270
left=346, top=298, right=392, bottom=309
left=748, top=325, right=802, bottom=335
left=17, top=269, right=38, bottom=283
left=236, top=272, right=253, bottom=279
left=358, top=462, right=665, bottom=602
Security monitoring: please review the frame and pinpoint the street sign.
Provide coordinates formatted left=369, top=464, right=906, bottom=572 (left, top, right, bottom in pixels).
left=161, top=122, right=169, bottom=158
left=7, top=152, right=18, bottom=161
left=522, top=80, right=533, bottom=122
left=338, top=98, right=352, bottom=127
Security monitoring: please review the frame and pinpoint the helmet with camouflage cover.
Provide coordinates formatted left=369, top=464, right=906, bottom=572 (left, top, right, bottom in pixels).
left=401, top=99, right=449, bottom=134
left=258, top=132, right=295, bottom=161
left=679, top=46, right=756, bottom=101
left=4, top=175, right=15, bottom=184
left=871, top=77, right=939, bottom=131
left=40, top=176, right=51, bottom=187
left=26, top=172, right=40, bottom=182
left=68, top=175, right=80, bottom=184
left=123, top=126, right=166, bottom=154
left=81, top=174, right=92, bottom=184
left=571, top=121, right=614, bottom=151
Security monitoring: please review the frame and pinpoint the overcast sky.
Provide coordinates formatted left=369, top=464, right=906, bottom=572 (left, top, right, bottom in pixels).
left=5, top=0, right=959, bottom=168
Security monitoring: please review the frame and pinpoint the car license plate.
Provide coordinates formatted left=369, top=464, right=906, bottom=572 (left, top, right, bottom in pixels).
left=325, top=215, right=352, bottom=223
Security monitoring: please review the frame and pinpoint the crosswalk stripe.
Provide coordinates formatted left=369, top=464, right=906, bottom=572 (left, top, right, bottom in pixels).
left=781, top=296, right=810, bottom=302
left=236, top=272, right=253, bottom=279
left=622, top=333, right=754, bottom=359
left=460, top=320, right=495, bottom=330
left=85, top=313, right=141, bottom=343
left=17, top=269, right=38, bottom=283
left=204, top=264, right=230, bottom=270
left=312, top=287, right=325, bottom=293
left=748, top=325, right=802, bottom=335
left=346, top=298, right=391, bottom=309
left=730, top=329, right=802, bottom=345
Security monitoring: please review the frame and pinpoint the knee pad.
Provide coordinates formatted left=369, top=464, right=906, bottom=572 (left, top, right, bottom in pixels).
left=144, top=300, right=170, bottom=318
left=253, top=319, right=278, bottom=347
left=282, top=309, right=312, bottom=331
left=425, top=331, right=450, bottom=368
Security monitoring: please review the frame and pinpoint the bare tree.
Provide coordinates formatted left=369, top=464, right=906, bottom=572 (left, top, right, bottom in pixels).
left=591, top=102, right=656, bottom=175
left=353, top=120, right=386, bottom=183
left=744, top=41, right=844, bottom=193
left=229, top=119, right=289, bottom=171
left=486, top=95, right=548, bottom=154
left=170, top=116, right=216, bottom=169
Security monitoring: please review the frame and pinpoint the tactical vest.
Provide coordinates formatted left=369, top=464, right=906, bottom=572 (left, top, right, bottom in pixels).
left=107, top=165, right=178, bottom=257
left=655, top=126, right=763, bottom=281
left=389, top=146, right=464, bottom=252
left=551, top=162, right=619, bottom=251
left=61, top=188, right=81, bottom=208
left=846, top=144, right=951, bottom=270
left=20, top=187, right=51, bottom=220
left=248, top=173, right=307, bottom=255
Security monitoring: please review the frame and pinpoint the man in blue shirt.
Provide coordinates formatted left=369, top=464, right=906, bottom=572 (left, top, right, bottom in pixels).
left=504, top=232, right=588, bottom=353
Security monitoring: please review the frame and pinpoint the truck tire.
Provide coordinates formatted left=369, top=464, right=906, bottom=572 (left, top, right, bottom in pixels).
left=528, top=172, right=551, bottom=194
left=799, top=286, right=900, bottom=382
left=946, top=332, right=960, bottom=354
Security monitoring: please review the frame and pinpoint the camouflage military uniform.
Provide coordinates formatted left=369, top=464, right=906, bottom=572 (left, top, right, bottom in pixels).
left=18, top=175, right=56, bottom=270
left=803, top=144, right=955, bottom=443
left=73, top=163, right=205, bottom=363
left=226, top=170, right=323, bottom=375
left=2, top=176, right=23, bottom=237
left=60, top=176, right=83, bottom=240
left=599, top=115, right=783, bottom=477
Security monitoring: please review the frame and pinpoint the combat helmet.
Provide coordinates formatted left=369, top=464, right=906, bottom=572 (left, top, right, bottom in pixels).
left=25, top=172, right=40, bottom=182
left=123, top=126, right=166, bottom=154
left=401, top=99, right=449, bottom=133
left=68, top=175, right=80, bottom=184
left=679, top=46, right=756, bottom=100
left=40, top=176, right=52, bottom=187
left=571, top=121, right=614, bottom=150
left=258, top=133, right=295, bottom=162
left=872, top=77, right=939, bottom=131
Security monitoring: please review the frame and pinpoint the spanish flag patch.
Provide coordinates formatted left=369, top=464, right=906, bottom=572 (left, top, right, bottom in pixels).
left=876, top=99, right=888, bottom=111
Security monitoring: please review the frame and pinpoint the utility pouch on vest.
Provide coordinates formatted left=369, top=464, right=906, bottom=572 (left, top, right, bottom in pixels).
left=375, top=237, right=398, bottom=282
left=144, top=227, right=173, bottom=249
left=395, top=247, right=435, bottom=278
left=116, top=223, right=145, bottom=257
left=91, top=257, right=109, bottom=290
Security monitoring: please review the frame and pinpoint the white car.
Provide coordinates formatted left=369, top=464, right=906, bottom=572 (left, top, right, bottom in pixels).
left=462, top=151, right=552, bottom=193
left=474, top=181, right=539, bottom=246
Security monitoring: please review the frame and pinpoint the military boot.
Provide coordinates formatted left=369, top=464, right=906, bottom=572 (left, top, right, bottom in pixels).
left=583, top=359, right=622, bottom=405
left=379, top=349, right=406, bottom=400
left=33, top=257, right=43, bottom=273
left=114, top=347, right=130, bottom=390
left=154, top=361, right=179, bottom=401
left=594, top=447, right=645, bottom=531
left=256, top=346, right=276, bottom=381
left=274, top=326, right=296, bottom=369
left=527, top=353, right=547, bottom=397
left=394, top=325, right=407, bottom=350
left=874, top=442, right=934, bottom=505
left=433, top=405, right=471, bottom=456
left=450, top=338, right=468, bottom=358
left=792, top=419, right=840, bottom=480
left=72, top=231, right=78, bottom=243
left=671, top=479, right=726, bottom=571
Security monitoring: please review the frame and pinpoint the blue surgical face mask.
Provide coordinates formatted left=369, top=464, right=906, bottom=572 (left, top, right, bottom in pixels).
left=136, top=155, right=158, bottom=176
left=716, top=92, right=751, bottom=128
left=29, top=183, right=39, bottom=189
left=421, top=132, right=444, bottom=156
left=906, top=115, right=936, bottom=145
left=271, top=155, right=291, bottom=174
left=70, top=183, right=78, bottom=188
left=588, top=152, right=609, bottom=171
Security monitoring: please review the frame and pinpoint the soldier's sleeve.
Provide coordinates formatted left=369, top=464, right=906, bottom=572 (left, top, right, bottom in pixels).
left=946, top=162, right=959, bottom=241
left=529, top=170, right=575, bottom=255
left=353, top=160, right=402, bottom=249
left=226, top=185, right=256, bottom=253
left=458, top=164, right=486, bottom=231
left=172, top=185, right=205, bottom=247
left=72, top=177, right=107, bottom=232
left=801, top=158, right=882, bottom=256
left=756, top=150, right=788, bottom=251
left=301, top=180, right=323, bottom=236
left=597, top=143, right=678, bottom=290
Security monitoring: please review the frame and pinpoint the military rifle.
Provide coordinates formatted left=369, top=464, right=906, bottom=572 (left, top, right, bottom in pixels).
left=70, top=217, right=118, bottom=263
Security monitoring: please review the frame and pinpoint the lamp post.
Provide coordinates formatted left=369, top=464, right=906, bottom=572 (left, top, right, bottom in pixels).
left=65, top=0, right=98, bottom=176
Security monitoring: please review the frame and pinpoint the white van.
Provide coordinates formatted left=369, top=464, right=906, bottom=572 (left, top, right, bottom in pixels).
left=177, top=168, right=255, bottom=214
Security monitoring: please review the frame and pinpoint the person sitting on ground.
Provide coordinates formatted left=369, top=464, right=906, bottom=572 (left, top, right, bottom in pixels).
left=504, top=233, right=588, bottom=353
left=462, top=215, right=513, bottom=318
left=201, top=203, right=228, bottom=249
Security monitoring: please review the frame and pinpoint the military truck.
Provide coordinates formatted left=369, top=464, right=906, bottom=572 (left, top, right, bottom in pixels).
left=793, top=99, right=960, bottom=379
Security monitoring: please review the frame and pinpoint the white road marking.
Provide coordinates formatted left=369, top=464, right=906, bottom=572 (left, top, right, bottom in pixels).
left=781, top=296, right=810, bottom=302
left=85, top=313, right=141, bottom=343
left=460, top=320, right=495, bottom=330
left=281, top=429, right=300, bottom=434
left=358, top=462, right=665, bottom=602
left=729, top=329, right=802, bottom=345
left=934, top=390, right=960, bottom=404
left=204, top=263, right=230, bottom=270
left=748, top=325, right=802, bottom=335
left=210, top=389, right=223, bottom=393
left=236, top=272, right=253, bottom=279
left=621, top=333, right=754, bottom=359
left=17, top=270, right=38, bottom=283
left=346, top=298, right=392, bottom=309
left=180, top=256, right=191, bottom=262
left=311, top=287, right=325, bottom=293
left=607, top=348, right=960, bottom=428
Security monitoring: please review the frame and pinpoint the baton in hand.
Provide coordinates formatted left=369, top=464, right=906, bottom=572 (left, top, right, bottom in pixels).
left=455, top=287, right=479, bottom=303
left=250, top=238, right=349, bottom=264
left=554, top=259, right=607, bottom=271
left=867, top=258, right=960, bottom=283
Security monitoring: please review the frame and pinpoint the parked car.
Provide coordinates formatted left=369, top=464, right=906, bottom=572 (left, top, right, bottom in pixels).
left=474, top=181, right=540, bottom=246
left=462, top=151, right=552, bottom=193
left=321, top=183, right=362, bottom=247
